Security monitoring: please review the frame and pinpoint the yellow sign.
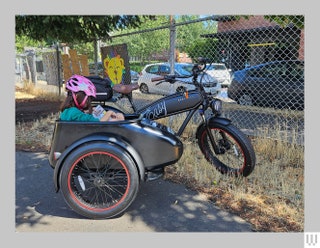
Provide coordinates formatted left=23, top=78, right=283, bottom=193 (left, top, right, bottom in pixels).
left=247, top=42, right=276, bottom=47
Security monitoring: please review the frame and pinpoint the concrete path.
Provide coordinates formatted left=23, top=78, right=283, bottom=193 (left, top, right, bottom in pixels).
left=15, top=151, right=252, bottom=232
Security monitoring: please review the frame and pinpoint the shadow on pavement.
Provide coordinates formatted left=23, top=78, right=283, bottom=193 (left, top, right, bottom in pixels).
left=15, top=151, right=252, bottom=232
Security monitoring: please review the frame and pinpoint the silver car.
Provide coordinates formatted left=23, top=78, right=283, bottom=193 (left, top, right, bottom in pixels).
left=205, top=63, right=232, bottom=88
left=138, top=62, right=221, bottom=95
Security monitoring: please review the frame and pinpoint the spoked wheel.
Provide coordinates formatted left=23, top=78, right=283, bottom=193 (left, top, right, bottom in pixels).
left=197, top=122, right=256, bottom=177
left=59, top=142, right=140, bottom=219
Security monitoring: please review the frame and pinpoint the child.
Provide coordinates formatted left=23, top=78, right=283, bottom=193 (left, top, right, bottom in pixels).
left=60, top=75, right=124, bottom=122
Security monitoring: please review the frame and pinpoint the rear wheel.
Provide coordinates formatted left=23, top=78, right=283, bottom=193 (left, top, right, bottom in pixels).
left=237, top=92, right=255, bottom=106
left=176, top=86, right=186, bottom=93
left=197, top=122, right=256, bottom=177
left=59, top=142, right=140, bottom=219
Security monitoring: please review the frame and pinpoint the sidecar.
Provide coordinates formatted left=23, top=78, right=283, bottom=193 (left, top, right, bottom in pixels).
left=48, top=113, right=183, bottom=219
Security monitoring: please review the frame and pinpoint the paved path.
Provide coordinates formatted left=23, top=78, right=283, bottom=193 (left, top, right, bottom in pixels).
left=15, top=151, right=252, bottom=232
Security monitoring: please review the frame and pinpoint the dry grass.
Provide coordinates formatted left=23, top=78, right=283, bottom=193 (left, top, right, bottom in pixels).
left=154, top=109, right=304, bottom=232
left=17, top=81, right=64, bottom=101
left=15, top=84, right=304, bottom=232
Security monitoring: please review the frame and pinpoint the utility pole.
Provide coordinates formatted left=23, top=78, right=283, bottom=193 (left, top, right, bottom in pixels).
left=169, top=15, right=176, bottom=94
left=169, top=15, right=176, bottom=126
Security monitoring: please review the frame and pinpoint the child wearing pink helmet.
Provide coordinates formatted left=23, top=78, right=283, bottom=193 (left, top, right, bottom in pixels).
left=60, top=75, right=124, bottom=122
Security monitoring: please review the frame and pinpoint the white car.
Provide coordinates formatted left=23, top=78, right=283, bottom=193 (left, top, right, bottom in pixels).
left=205, top=63, right=231, bottom=88
left=138, top=62, right=221, bottom=95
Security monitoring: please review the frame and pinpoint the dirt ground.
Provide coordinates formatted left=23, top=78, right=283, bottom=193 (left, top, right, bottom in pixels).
left=15, top=97, right=61, bottom=124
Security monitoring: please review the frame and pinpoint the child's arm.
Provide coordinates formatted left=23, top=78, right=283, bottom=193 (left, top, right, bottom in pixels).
left=99, top=110, right=124, bottom=122
left=99, top=110, right=114, bottom=121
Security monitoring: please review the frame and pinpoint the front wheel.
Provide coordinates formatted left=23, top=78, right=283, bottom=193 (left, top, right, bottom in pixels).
left=59, top=142, right=140, bottom=219
left=197, top=122, right=256, bottom=177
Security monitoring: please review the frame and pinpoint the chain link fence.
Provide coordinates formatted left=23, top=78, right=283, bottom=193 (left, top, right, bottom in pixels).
left=15, top=15, right=304, bottom=145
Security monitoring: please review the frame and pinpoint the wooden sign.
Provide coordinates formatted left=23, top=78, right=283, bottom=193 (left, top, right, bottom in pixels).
left=100, top=43, right=131, bottom=85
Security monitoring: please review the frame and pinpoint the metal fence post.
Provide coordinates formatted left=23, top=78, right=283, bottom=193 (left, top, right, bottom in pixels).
left=56, top=42, right=62, bottom=96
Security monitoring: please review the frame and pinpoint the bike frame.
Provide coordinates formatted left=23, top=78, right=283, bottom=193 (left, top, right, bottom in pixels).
left=135, top=85, right=225, bottom=156
left=136, top=90, right=205, bottom=136
left=110, top=64, right=224, bottom=141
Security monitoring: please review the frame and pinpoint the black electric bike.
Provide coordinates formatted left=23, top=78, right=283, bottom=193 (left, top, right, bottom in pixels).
left=111, top=59, right=256, bottom=178
left=48, top=58, right=256, bottom=219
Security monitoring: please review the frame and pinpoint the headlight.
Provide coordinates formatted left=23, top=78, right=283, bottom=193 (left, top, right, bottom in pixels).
left=210, top=99, right=222, bottom=115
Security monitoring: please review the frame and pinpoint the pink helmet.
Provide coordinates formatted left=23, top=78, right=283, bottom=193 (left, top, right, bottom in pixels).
left=66, top=75, right=96, bottom=97
left=66, top=75, right=96, bottom=110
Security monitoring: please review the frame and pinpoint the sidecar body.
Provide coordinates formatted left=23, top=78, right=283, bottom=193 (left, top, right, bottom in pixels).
left=48, top=114, right=183, bottom=192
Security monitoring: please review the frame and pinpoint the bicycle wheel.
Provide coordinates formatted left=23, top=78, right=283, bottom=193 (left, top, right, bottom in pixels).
left=59, top=142, right=140, bottom=219
left=197, top=122, right=256, bottom=177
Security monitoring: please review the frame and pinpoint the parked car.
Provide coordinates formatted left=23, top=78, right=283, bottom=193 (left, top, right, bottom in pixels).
left=227, top=60, right=304, bottom=110
left=130, top=70, right=139, bottom=83
left=89, top=62, right=139, bottom=84
left=205, top=63, right=232, bottom=88
left=138, top=62, right=221, bottom=95
left=89, top=62, right=104, bottom=77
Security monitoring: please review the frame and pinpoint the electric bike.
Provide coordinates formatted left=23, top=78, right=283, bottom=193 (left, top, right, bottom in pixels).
left=48, top=58, right=256, bottom=219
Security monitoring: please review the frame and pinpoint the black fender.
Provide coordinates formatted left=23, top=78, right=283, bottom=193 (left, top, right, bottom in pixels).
left=196, top=116, right=232, bottom=138
left=53, top=133, right=145, bottom=192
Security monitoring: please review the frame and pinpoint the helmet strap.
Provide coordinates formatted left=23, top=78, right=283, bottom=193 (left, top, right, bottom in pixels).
left=72, top=92, right=88, bottom=110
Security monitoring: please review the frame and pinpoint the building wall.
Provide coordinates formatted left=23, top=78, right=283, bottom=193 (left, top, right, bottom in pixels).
left=218, top=15, right=304, bottom=61
left=218, top=16, right=277, bottom=32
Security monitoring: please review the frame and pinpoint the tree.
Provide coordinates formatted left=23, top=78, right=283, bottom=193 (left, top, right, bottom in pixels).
left=110, top=15, right=171, bottom=63
left=264, top=15, right=304, bottom=29
left=15, top=15, right=155, bottom=44
left=175, top=15, right=217, bottom=53
left=109, top=15, right=218, bottom=65
left=15, top=15, right=155, bottom=74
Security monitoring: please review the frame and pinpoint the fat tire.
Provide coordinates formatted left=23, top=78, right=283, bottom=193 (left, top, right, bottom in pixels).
left=197, top=122, right=256, bottom=177
left=59, top=142, right=140, bottom=219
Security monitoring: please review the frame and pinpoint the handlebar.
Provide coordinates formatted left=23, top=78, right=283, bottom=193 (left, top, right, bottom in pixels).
left=151, top=74, right=189, bottom=83
left=151, top=60, right=208, bottom=84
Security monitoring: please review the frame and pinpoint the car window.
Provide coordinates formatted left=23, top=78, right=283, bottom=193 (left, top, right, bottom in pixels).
left=146, top=65, right=159, bottom=74
left=180, top=65, right=193, bottom=74
left=248, top=64, right=284, bottom=78
left=175, top=64, right=193, bottom=75
left=215, top=64, right=227, bottom=70
left=159, top=65, right=170, bottom=74
left=207, top=64, right=227, bottom=71
left=247, top=67, right=264, bottom=78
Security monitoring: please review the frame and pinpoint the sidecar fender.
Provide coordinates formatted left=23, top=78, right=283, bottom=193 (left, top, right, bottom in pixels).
left=53, top=134, right=145, bottom=192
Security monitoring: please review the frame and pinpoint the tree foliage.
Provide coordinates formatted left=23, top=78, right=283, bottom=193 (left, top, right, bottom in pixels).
left=110, top=15, right=218, bottom=63
left=110, top=15, right=170, bottom=63
left=264, top=15, right=304, bottom=29
left=15, top=15, right=155, bottom=44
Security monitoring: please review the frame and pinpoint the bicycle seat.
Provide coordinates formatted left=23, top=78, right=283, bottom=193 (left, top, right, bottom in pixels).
left=113, top=83, right=139, bottom=94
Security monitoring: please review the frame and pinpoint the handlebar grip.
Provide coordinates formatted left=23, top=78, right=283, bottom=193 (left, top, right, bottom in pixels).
left=151, top=76, right=165, bottom=82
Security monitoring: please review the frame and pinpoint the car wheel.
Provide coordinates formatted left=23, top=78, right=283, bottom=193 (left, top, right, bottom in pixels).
left=176, top=86, right=186, bottom=93
left=237, top=92, right=254, bottom=106
left=139, top=83, right=149, bottom=94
